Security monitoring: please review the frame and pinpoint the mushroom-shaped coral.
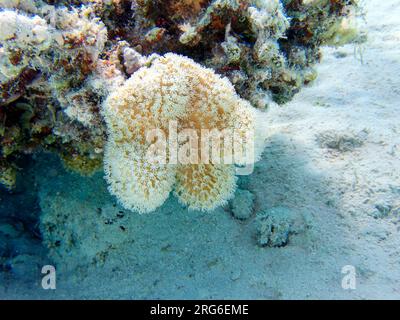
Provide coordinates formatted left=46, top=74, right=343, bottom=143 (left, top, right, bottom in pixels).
left=103, top=53, right=267, bottom=213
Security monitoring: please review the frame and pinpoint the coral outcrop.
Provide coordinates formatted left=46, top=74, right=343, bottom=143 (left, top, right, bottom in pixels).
left=0, top=0, right=363, bottom=192
left=129, top=0, right=363, bottom=105
left=0, top=1, right=124, bottom=185
left=103, top=53, right=267, bottom=213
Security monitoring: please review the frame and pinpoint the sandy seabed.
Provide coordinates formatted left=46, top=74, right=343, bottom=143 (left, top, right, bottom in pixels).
left=1, top=0, right=400, bottom=299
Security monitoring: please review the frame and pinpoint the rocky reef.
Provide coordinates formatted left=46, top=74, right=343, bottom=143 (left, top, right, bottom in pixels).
left=0, top=0, right=363, bottom=193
